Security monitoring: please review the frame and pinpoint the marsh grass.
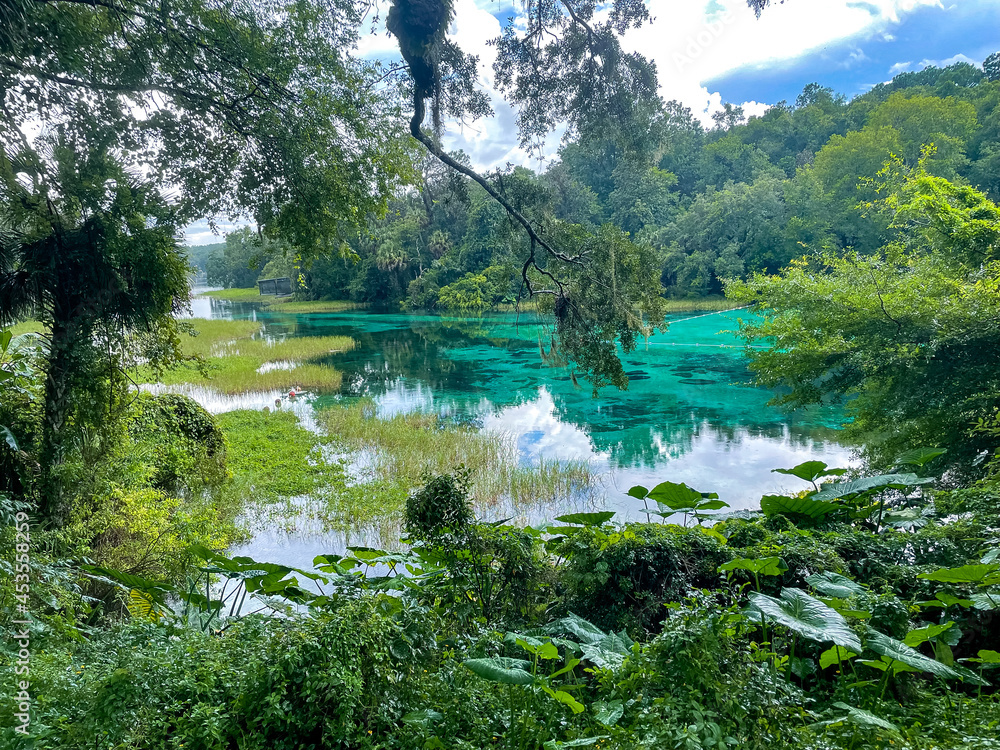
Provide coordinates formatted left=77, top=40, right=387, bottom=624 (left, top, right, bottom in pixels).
left=152, top=319, right=353, bottom=394
left=264, top=300, right=367, bottom=313
left=319, top=401, right=600, bottom=512
left=197, top=287, right=262, bottom=301
left=663, top=297, right=745, bottom=312
left=198, top=288, right=366, bottom=314
left=218, top=409, right=347, bottom=503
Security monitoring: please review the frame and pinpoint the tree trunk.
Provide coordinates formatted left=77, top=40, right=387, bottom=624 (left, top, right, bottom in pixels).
left=38, top=315, right=76, bottom=525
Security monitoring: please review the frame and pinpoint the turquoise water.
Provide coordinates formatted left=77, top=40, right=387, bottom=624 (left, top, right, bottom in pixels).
left=188, top=293, right=851, bottom=518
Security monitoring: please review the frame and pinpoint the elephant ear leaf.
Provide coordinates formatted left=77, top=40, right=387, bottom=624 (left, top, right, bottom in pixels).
left=553, top=512, right=616, bottom=527
left=772, top=461, right=846, bottom=483
left=830, top=703, right=899, bottom=732
left=760, top=494, right=839, bottom=520
left=647, top=480, right=717, bottom=509
left=865, top=630, right=962, bottom=680
left=806, top=571, right=866, bottom=598
left=750, top=588, right=862, bottom=653
left=463, top=657, right=533, bottom=685
left=1, top=426, right=17, bottom=452
left=812, top=474, right=933, bottom=502
left=917, top=563, right=1000, bottom=584
left=894, top=447, right=947, bottom=469
left=719, top=557, right=788, bottom=577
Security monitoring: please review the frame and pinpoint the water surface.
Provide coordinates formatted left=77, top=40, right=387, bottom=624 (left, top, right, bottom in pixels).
left=187, top=292, right=851, bottom=527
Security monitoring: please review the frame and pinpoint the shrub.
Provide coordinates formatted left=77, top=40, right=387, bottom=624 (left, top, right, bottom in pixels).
left=556, top=523, right=729, bottom=634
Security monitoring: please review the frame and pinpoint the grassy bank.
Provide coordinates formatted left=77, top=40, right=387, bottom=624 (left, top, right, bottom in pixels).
left=146, top=319, right=353, bottom=394
left=662, top=297, right=745, bottom=312
left=198, top=288, right=366, bottom=313
left=263, top=299, right=367, bottom=313
left=319, top=400, right=600, bottom=515
left=197, top=287, right=262, bottom=301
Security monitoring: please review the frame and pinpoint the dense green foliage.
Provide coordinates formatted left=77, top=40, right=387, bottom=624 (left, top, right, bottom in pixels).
left=3, top=0, right=1000, bottom=743
left=4, top=465, right=999, bottom=748
left=728, top=161, right=1000, bottom=476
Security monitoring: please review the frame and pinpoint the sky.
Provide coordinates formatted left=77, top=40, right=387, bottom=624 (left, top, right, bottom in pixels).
left=182, top=0, right=1000, bottom=245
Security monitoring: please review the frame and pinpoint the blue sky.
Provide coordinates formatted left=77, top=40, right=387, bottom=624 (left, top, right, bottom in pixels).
left=705, top=2, right=1000, bottom=105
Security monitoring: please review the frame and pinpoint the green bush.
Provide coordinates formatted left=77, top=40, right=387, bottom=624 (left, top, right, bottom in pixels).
left=556, top=523, right=729, bottom=634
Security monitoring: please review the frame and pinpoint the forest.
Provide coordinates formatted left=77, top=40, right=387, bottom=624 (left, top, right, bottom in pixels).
left=2, top=0, right=1000, bottom=747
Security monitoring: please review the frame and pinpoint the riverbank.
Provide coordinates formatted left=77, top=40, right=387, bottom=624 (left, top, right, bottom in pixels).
left=199, top=288, right=743, bottom=315
left=142, top=319, right=353, bottom=394
left=197, top=287, right=367, bottom=313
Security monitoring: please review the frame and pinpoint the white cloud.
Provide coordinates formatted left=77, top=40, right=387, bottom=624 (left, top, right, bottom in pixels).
left=620, top=0, right=942, bottom=125
left=916, top=52, right=977, bottom=68
left=429, top=0, right=950, bottom=167
left=889, top=60, right=913, bottom=74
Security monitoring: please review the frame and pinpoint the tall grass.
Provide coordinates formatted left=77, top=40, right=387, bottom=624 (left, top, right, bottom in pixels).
left=663, top=297, right=745, bottom=312
left=197, top=287, right=262, bottom=301
left=319, top=401, right=600, bottom=512
left=151, top=319, right=353, bottom=394
left=198, top=289, right=367, bottom=313
left=265, top=300, right=367, bottom=313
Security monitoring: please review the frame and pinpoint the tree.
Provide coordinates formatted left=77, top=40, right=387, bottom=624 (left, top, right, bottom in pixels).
left=656, top=176, right=788, bottom=296
left=726, top=169, right=1000, bottom=475
left=712, top=102, right=746, bottom=131
left=806, top=126, right=903, bottom=251
left=985, top=52, right=1000, bottom=83
left=1, top=153, right=189, bottom=522
left=1, top=0, right=416, bottom=521
left=866, top=92, right=978, bottom=177
left=206, top=229, right=275, bottom=289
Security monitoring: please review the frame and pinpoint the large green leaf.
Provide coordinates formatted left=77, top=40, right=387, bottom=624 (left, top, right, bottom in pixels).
left=719, top=557, right=789, bottom=577
left=1, top=426, right=17, bottom=452
left=750, top=588, right=862, bottom=652
left=80, top=564, right=172, bottom=594
left=806, top=571, right=866, bottom=598
left=819, top=646, right=858, bottom=669
left=917, top=564, right=1000, bottom=584
left=971, top=592, right=1000, bottom=610
left=760, top=494, right=840, bottom=520
left=903, top=622, right=954, bottom=648
left=865, top=630, right=961, bottom=680
left=961, top=649, right=1000, bottom=664
left=592, top=699, right=624, bottom=727
left=463, top=657, right=534, bottom=685
left=580, top=632, right=634, bottom=669
left=541, top=685, right=585, bottom=713
left=646, top=481, right=718, bottom=510
left=627, top=485, right=649, bottom=499
left=545, top=613, right=607, bottom=645
left=894, top=447, right=947, bottom=469
left=554, top=512, right=615, bottom=527
left=772, top=461, right=846, bottom=483
left=831, top=703, right=898, bottom=732
left=812, top=474, right=932, bottom=502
